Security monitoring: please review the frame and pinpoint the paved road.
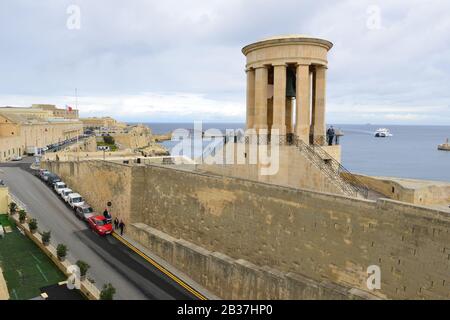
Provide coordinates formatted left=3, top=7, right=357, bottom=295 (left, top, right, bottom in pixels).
left=0, top=163, right=196, bottom=300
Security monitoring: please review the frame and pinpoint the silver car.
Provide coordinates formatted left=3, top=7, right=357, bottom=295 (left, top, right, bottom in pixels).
left=61, top=188, right=73, bottom=202
left=75, top=204, right=95, bottom=221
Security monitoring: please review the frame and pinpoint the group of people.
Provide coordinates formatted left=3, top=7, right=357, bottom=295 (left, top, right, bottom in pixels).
left=103, top=208, right=126, bottom=235
left=326, top=126, right=340, bottom=146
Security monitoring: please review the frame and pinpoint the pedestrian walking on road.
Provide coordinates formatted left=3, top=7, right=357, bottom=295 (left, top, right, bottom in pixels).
left=114, top=217, right=119, bottom=230
left=119, top=220, right=125, bottom=236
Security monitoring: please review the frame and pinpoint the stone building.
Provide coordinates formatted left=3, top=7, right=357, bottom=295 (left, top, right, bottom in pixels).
left=0, top=105, right=83, bottom=161
left=80, top=116, right=126, bottom=131
left=32, top=104, right=79, bottom=119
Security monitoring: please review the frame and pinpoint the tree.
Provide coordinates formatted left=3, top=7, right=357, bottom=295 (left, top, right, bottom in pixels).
left=103, top=135, right=115, bottom=145
left=56, top=244, right=68, bottom=261
left=41, top=231, right=51, bottom=245
left=8, top=202, right=17, bottom=215
left=76, top=260, right=90, bottom=279
left=28, top=218, right=38, bottom=233
left=19, top=210, right=27, bottom=223
left=100, top=283, right=116, bottom=300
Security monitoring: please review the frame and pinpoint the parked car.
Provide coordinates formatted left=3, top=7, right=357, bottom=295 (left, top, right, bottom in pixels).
left=87, top=215, right=113, bottom=236
left=46, top=174, right=61, bottom=186
left=26, top=146, right=39, bottom=156
left=61, top=188, right=73, bottom=202
left=41, top=170, right=51, bottom=181
left=75, top=204, right=95, bottom=221
left=37, top=169, right=49, bottom=178
left=11, top=155, right=23, bottom=161
left=54, top=181, right=67, bottom=195
left=67, top=193, right=85, bottom=210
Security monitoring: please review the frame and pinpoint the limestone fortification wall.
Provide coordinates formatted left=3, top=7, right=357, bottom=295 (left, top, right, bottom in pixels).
left=198, top=144, right=344, bottom=196
left=44, top=160, right=450, bottom=299
left=0, top=186, right=9, bottom=214
left=44, top=160, right=133, bottom=220
left=354, top=174, right=450, bottom=205
left=128, top=222, right=376, bottom=300
left=112, top=126, right=153, bottom=150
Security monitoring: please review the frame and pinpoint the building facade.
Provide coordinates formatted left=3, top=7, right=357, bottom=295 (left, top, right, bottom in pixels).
left=0, top=105, right=83, bottom=161
left=80, top=117, right=126, bottom=130
left=32, top=104, right=79, bottom=119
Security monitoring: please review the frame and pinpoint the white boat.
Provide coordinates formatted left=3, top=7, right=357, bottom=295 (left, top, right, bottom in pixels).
left=438, top=138, right=450, bottom=151
left=374, top=128, right=393, bottom=137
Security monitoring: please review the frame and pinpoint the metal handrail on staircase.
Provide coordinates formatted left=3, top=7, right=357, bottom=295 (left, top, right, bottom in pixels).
left=294, top=138, right=369, bottom=198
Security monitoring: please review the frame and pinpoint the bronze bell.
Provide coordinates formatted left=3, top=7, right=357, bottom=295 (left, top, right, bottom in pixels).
left=286, top=67, right=296, bottom=98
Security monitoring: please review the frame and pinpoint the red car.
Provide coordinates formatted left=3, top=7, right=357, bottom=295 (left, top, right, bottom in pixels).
left=87, top=215, right=113, bottom=236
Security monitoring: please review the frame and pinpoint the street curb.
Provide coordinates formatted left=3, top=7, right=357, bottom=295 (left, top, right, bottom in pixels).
left=112, top=232, right=209, bottom=300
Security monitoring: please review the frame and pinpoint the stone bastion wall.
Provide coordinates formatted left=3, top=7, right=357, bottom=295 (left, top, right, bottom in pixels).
left=43, top=160, right=450, bottom=300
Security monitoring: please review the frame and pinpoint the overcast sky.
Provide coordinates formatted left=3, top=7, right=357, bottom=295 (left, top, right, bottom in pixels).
left=1, top=0, right=449, bottom=125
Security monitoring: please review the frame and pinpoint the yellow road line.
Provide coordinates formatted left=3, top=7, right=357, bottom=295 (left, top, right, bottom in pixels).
left=112, top=232, right=207, bottom=300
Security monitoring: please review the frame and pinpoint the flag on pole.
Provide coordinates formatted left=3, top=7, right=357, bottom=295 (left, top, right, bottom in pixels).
left=65, top=105, right=73, bottom=111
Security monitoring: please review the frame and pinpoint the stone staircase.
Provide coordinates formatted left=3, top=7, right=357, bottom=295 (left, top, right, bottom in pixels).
left=294, top=139, right=369, bottom=199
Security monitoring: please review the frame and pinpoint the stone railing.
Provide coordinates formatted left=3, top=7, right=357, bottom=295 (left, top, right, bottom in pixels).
left=294, top=138, right=369, bottom=198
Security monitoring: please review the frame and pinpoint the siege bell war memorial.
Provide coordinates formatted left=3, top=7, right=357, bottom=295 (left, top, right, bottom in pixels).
left=243, top=35, right=331, bottom=145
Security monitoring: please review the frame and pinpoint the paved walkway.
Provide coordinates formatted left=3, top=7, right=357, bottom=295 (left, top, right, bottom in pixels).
left=113, top=231, right=220, bottom=300
left=0, top=267, right=9, bottom=300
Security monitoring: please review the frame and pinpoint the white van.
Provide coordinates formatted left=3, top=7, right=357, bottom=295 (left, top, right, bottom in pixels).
left=61, top=189, right=73, bottom=202
left=54, top=182, right=67, bottom=195
left=67, top=193, right=85, bottom=210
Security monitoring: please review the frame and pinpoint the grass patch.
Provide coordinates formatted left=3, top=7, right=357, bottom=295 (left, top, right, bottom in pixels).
left=0, top=214, right=11, bottom=228
left=0, top=215, right=65, bottom=300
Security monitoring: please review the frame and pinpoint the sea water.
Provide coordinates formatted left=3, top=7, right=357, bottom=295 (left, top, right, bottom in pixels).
left=143, top=122, right=450, bottom=182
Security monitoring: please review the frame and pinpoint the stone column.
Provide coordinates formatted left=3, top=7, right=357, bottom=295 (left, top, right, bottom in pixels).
left=254, top=66, right=268, bottom=133
left=312, top=65, right=327, bottom=145
left=246, top=68, right=255, bottom=129
left=272, top=64, right=286, bottom=138
left=295, top=64, right=311, bottom=142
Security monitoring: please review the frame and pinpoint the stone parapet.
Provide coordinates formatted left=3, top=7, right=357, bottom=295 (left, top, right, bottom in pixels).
left=127, top=222, right=380, bottom=300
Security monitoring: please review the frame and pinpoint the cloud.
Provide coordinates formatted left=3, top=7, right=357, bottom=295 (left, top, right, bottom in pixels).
left=0, top=0, right=449, bottom=124
left=0, top=93, right=244, bottom=122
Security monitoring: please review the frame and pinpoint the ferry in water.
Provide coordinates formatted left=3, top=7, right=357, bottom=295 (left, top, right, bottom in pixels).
left=438, top=138, right=450, bottom=151
left=374, top=128, right=393, bottom=138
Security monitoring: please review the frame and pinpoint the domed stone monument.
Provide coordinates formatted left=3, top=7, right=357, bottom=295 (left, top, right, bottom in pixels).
left=242, top=35, right=333, bottom=145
